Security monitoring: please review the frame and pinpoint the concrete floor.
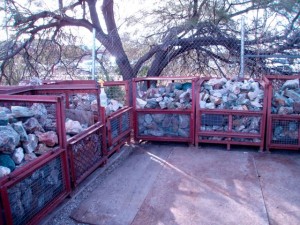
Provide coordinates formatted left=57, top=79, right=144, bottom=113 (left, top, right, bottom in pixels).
left=69, top=143, right=300, bottom=225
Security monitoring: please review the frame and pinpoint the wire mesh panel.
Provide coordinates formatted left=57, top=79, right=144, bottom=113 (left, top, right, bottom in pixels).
left=106, top=107, right=132, bottom=156
left=133, top=77, right=198, bottom=145
left=195, top=77, right=268, bottom=150
left=68, top=122, right=106, bottom=188
left=0, top=149, right=70, bottom=225
left=266, top=76, right=300, bottom=150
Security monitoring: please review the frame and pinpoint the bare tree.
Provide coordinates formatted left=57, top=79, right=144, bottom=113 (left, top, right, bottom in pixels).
left=0, top=0, right=299, bottom=83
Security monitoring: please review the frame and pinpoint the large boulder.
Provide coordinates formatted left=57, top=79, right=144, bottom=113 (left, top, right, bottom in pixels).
left=0, top=126, right=20, bottom=153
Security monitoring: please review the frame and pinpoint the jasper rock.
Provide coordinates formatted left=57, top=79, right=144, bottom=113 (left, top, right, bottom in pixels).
left=36, top=131, right=58, bottom=147
left=23, top=134, right=38, bottom=153
left=23, top=117, right=45, bottom=133
left=35, top=144, right=52, bottom=155
left=0, top=154, right=16, bottom=171
left=30, top=103, right=48, bottom=126
left=0, top=126, right=20, bottom=153
left=12, top=121, right=28, bottom=141
left=24, top=153, right=37, bottom=161
left=65, top=119, right=83, bottom=135
left=11, top=106, right=34, bottom=118
left=12, top=147, right=25, bottom=164
left=282, top=78, right=299, bottom=90
left=0, top=166, right=10, bottom=178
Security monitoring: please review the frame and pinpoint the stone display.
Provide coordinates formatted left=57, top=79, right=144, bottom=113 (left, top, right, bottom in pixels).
left=138, top=113, right=190, bottom=138
left=136, top=82, right=193, bottom=110
left=200, top=78, right=264, bottom=111
left=0, top=104, right=61, bottom=177
left=271, top=78, right=300, bottom=115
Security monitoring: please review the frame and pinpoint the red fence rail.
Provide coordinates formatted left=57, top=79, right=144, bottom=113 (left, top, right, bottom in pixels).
left=195, top=78, right=268, bottom=150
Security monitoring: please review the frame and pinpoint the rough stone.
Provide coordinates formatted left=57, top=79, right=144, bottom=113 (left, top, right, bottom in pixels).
left=35, top=144, right=52, bottom=155
left=282, top=78, right=299, bottom=90
left=278, top=106, right=293, bottom=115
left=65, top=119, right=83, bottom=135
left=11, top=106, right=34, bottom=118
left=24, top=153, right=37, bottom=161
left=284, top=89, right=300, bottom=102
left=12, top=147, right=25, bottom=164
left=144, top=114, right=153, bottom=124
left=36, top=131, right=58, bottom=147
left=0, top=111, right=8, bottom=126
left=23, top=134, right=38, bottom=153
left=12, top=121, right=28, bottom=141
left=30, top=103, right=48, bottom=126
left=159, top=101, right=167, bottom=109
left=0, top=126, right=20, bottom=153
left=0, top=166, right=11, bottom=178
left=0, top=154, right=16, bottom=171
left=23, top=117, right=45, bottom=133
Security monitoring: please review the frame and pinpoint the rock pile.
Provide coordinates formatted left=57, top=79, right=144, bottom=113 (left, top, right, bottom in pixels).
left=136, top=82, right=192, bottom=110
left=0, top=104, right=59, bottom=178
left=200, top=78, right=264, bottom=111
left=271, top=78, right=300, bottom=114
left=0, top=104, right=88, bottom=178
left=7, top=156, right=63, bottom=223
left=138, top=113, right=190, bottom=137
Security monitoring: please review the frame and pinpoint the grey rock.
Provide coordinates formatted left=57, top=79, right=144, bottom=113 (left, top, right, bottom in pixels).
left=147, top=129, right=164, bottom=136
left=30, top=103, right=48, bottom=126
left=178, top=128, right=189, bottom=137
left=179, top=115, right=190, bottom=129
left=0, top=111, right=8, bottom=126
left=159, top=101, right=167, bottom=109
left=23, top=117, right=45, bottom=133
left=23, top=134, right=38, bottom=153
left=152, top=114, right=165, bottom=123
left=284, top=89, right=300, bottom=102
left=11, top=106, right=34, bottom=118
left=0, top=126, right=20, bottom=153
left=12, top=121, right=28, bottom=141
left=144, top=114, right=153, bottom=124
left=24, top=152, right=37, bottom=161
left=278, top=106, right=293, bottom=115
left=65, top=119, right=83, bottom=135
left=0, top=107, right=11, bottom=113
left=282, top=78, right=299, bottom=90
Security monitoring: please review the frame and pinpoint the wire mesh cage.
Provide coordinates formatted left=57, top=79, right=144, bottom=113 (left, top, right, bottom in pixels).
left=196, top=77, right=268, bottom=150
left=133, top=76, right=198, bottom=145
left=266, top=75, right=300, bottom=151
left=68, top=121, right=106, bottom=187
left=0, top=148, right=70, bottom=225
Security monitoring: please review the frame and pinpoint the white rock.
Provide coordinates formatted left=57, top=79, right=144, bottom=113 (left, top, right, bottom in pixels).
left=251, top=100, right=263, bottom=108
left=282, top=79, right=299, bottom=90
left=206, top=78, right=227, bottom=86
left=159, top=101, right=167, bottom=109
left=200, top=101, right=206, bottom=108
left=12, top=147, right=25, bottom=164
left=65, top=119, right=83, bottom=135
left=205, top=103, right=216, bottom=109
left=0, top=166, right=11, bottom=178
left=136, top=98, right=147, bottom=109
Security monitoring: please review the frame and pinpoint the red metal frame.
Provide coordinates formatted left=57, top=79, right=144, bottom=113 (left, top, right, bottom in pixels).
left=106, top=107, right=133, bottom=157
left=103, top=81, right=132, bottom=156
left=0, top=95, right=70, bottom=225
left=133, top=76, right=198, bottom=145
left=67, top=121, right=107, bottom=188
left=265, top=75, right=300, bottom=151
left=195, top=77, right=268, bottom=150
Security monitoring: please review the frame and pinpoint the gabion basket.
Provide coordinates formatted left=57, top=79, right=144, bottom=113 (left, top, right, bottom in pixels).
left=195, top=77, right=268, bottom=150
left=133, top=76, right=198, bottom=145
left=265, top=75, right=300, bottom=151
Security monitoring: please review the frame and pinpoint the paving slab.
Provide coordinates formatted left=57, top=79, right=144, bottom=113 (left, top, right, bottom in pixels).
left=70, top=143, right=173, bottom=225
left=131, top=147, right=269, bottom=225
left=70, top=144, right=300, bottom=225
left=253, top=153, right=300, bottom=225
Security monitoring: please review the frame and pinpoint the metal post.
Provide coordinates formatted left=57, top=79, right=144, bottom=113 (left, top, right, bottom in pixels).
left=240, top=17, right=245, bottom=78
left=92, top=28, right=96, bottom=80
